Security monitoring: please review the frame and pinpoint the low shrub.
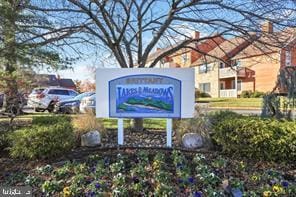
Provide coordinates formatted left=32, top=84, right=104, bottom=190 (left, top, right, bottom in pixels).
left=241, top=90, right=265, bottom=98
left=208, top=110, right=242, bottom=127
left=195, top=89, right=211, bottom=98
left=240, top=90, right=252, bottom=98
left=251, top=90, right=265, bottom=98
left=212, top=117, right=296, bottom=162
left=72, top=112, right=105, bottom=145
left=8, top=121, right=75, bottom=159
left=0, top=132, right=9, bottom=150
left=32, top=115, right=71, bottom=126
left=175, top=106, right=212, bottom=147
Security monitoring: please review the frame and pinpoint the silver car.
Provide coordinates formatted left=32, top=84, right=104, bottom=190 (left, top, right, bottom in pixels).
left=28, top=87, right=78, bottom=112
left=79, top=94, right=96, bottom=113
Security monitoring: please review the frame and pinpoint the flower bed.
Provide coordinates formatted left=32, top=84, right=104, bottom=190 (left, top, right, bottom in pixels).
left=1, top=149, right=295, bottom=196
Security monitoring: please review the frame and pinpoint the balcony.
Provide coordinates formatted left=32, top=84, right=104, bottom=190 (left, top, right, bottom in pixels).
left=219, top=67, right=248, bottom=79
left=220, top=89, right=237, bottom=98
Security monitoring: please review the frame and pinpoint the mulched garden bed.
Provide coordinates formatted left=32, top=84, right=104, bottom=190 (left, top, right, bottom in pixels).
left=0, top=147, right=295, bottom=196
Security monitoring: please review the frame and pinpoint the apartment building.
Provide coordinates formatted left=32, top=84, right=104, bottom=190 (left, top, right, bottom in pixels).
left=192, top=37, right=256, bottom=97
left=192, top=23, right=296, bottom=98
left=147, top=22, right=296, bottom=98
left=146, top=31, right=225, bottom=68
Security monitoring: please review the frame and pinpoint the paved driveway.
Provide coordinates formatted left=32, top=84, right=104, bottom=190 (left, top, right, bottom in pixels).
left=196, top=103, right=262, bottom=115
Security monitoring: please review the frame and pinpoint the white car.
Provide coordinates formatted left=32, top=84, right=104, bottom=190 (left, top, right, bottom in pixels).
left=80, top=94, right=96, bottom=114
left=28, top=87, right=78, bottom=112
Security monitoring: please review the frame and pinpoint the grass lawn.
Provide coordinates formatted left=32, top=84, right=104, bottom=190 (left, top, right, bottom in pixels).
left=197, top=97, right=263, bottom=108
left=102, top=118, right=166, bottom=130
left=0, top=114, right=167, bottom=130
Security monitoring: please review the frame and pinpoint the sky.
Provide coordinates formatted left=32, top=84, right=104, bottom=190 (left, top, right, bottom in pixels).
left=40, top=61, right=92, bottom=81
left=36, top=0, right=296, bottom=82
left=35, top=1, right=197, bottom=81
left=39, top=25, right=207, bottom=81
left=41, top=53, right=122, bottom=81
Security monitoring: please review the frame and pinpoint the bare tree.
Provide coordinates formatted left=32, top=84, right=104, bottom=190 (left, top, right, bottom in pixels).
left=31, top=0, right=296, bottom=131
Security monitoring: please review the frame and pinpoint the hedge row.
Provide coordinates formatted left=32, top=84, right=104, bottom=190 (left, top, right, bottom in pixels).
left=211, top=112, right=296, bottom=162
left=9, top=116, right=75, bottom=159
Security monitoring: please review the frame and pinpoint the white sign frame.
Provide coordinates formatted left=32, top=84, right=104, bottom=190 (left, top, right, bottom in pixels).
left=96, top=68, right=195, bottom=147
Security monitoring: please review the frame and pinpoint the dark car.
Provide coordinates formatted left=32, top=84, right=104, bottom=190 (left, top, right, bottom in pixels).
left=54, top=92, right=95, bottom=114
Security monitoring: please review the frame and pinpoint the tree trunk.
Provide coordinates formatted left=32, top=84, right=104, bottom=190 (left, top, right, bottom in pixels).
left=130, top=118, right=144, bottom=132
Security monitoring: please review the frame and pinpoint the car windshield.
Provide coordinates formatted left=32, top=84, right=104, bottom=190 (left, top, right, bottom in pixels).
left=74, top=92, right=94, bottom=100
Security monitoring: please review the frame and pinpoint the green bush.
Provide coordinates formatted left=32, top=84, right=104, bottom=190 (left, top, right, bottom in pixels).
left=240, top=90, right=252, bottom=98
left=212, top=117, right=296, bottom=162
left=195, top=89, right=211, bottom=98
left=208, top=110, right=242, bottom=127
left=250, top=91, right=265, bottom=98
left=32, top=115, right=71, bottom=126
left=0, top=132, right=9, bottom=150
left=8, top=121, right=75, bottom=159
left=240, top=90, right=265, bottom=98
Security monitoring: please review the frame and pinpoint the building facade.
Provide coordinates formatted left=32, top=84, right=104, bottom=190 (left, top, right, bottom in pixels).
left=147, top=24, right=296, bottom=98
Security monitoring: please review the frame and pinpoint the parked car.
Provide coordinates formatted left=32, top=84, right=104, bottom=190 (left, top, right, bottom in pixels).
left=54, top=92, right=95, bottom=114
left=28, top=87, right=78, bottom=112
left=80, top=94, right=96, bottom=114
left=0, top=92, right=27, bottom=112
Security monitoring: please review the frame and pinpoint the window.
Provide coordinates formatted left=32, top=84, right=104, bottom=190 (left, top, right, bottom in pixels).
left=199, top=83, right=211, bottom=93
left=181, top=53, right=188, bottom=64
left=219, top=62, right=225, bottom=68
left=286, top=50, right=291, bottom=67
left=237, top=80, right=242, bottom=91
left=199, top=64, right=207, bottom=73
left=198, top=64, right=212, bottom=74
left=75, top=92, right=94, bottom=100
left=220, top=81, right=225, bottom=90
left=69, top=90, right=78, bottom=96
left=231, top=80, right=242, bottom=91
left=232, top=60, right=241, bottom=67
left=48, top=89, right=69, bottom=95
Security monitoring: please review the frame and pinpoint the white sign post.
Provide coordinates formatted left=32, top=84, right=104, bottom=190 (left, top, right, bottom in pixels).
left=96, top=68, right=195, bottom=147
left=118, top=118, right=124, bottom=145
left=166, top=118, right=173, bottom=147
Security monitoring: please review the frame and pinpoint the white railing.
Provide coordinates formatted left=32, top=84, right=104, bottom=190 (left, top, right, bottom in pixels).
left=219, top=67, right=246, bottom=79
left=219, top=67, right=236, bottom=78
left=220, top=89, right=237, bottom=98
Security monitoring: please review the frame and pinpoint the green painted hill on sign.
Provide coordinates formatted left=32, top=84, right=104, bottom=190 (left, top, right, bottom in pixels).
left=124, top=97, right=173, bottom=111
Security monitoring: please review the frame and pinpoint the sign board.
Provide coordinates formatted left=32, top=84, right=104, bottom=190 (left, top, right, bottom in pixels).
left=96, top=68, right=195, bottom=118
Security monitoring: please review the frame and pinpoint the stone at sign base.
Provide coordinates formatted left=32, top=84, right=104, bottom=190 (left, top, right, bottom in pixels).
left=81, top=131, right=101, bottom=147
left=182, top=133, right=203, bottom=149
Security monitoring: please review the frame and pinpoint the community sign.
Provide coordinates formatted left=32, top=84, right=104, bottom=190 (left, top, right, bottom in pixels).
left=96, top=68, right=195, bottom=118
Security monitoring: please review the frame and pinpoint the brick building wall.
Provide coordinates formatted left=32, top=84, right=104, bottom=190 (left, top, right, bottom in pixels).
left=238, top=53, right=280, bottom=92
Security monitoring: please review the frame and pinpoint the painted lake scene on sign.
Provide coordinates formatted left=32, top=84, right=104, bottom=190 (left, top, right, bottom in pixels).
left=116, top=85, right=174, bottom=113
left=108, top=74, right=182, bottom=118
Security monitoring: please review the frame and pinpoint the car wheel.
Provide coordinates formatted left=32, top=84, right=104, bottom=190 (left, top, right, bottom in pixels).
left=47, top=102, right=55, bottom=113
left=35, top=108, right=45, bottom=112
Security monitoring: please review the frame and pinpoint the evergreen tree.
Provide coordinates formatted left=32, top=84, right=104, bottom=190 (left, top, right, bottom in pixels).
left=0, top=0, right=79, bottom=119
